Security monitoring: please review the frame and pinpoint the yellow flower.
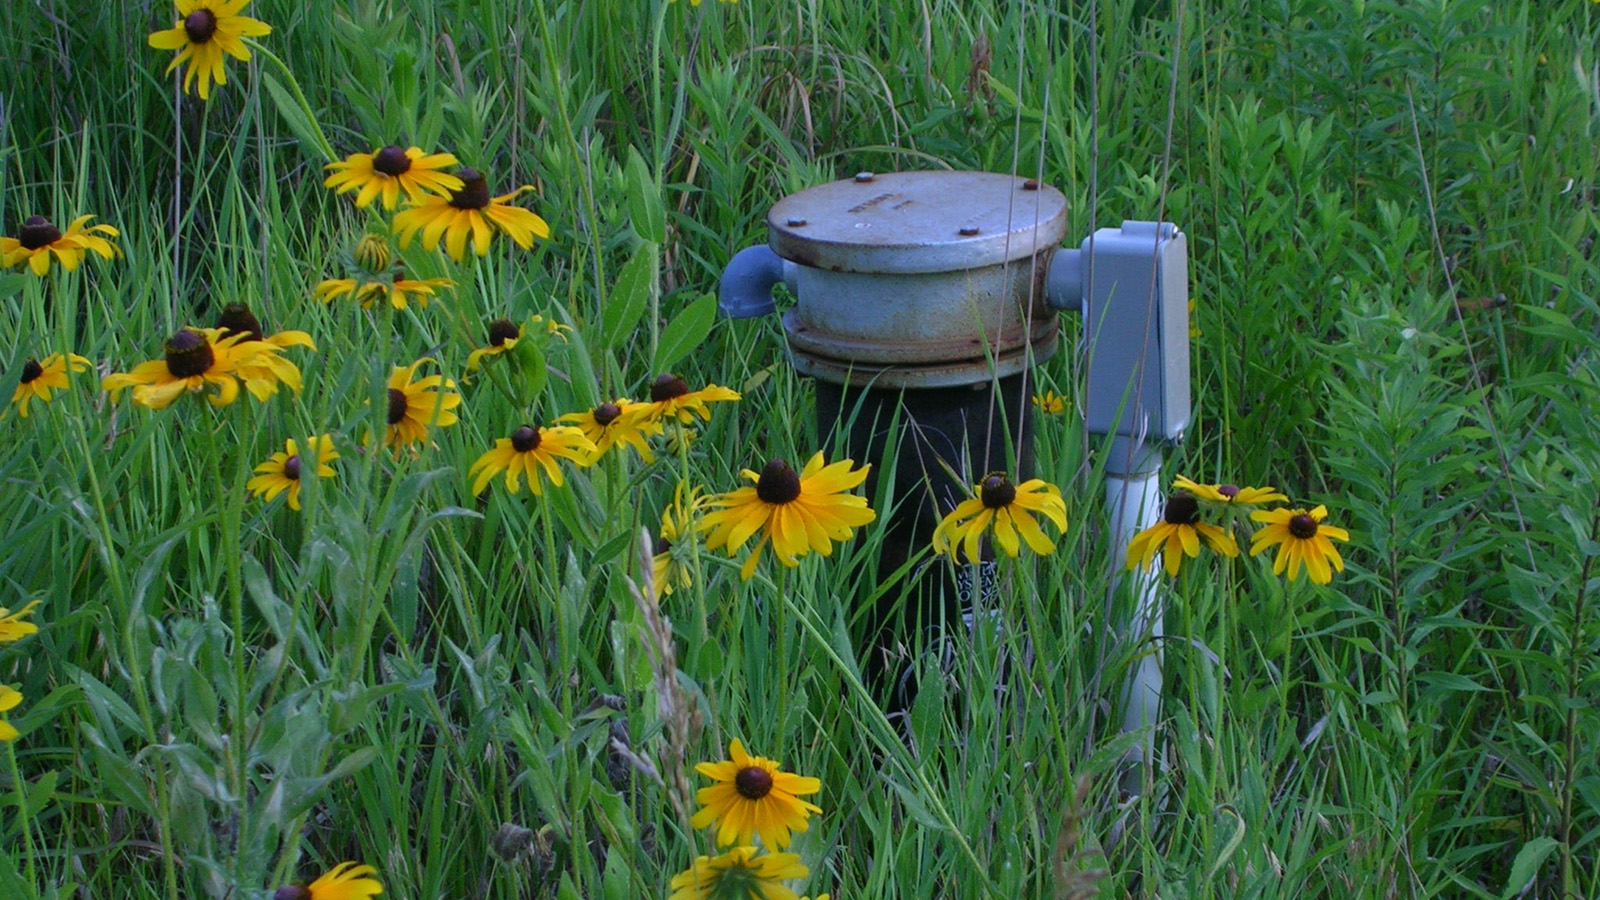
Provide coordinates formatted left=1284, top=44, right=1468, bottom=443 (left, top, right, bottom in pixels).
left=932, top=472, right=1068, bottom=562
left=1249, top=505, right=1350, bottom=585
left=0, top=686, right=22, bottom=742
left=314, top=274, right=455, bottom=311
left=465, top=318, right=522, bottom=372
left=1125, top=491, right=1239, bottom=577
left=212, top=303, right=315, bottom=400
left=146, top=0, right=271, bottom=101
left=276, top=861, right=383, bottom=900
left=629, top=373, right=741, bottom=429
left=2, top=214, right=120, bottom=276
left=1031, top=390, right=1067, bottom=414
left=323, top=146, right=464, bottom=210
left=669, top=847, right=807, bottom=900
left=652, top=483, right=701, bottom=598
left=691, top=739, right=822, bottom=850
left=11, top=353, right=91, bottom=418
left=0, top=601, right=41, bottom=643
left=382, top=359, right=461, bottom=449
left=1171, top=475, right=1286, bottom=507
left=557, top=399, right=660, bottom=462
left=700, top=452, right=875, bottom=580
left=102, top=328, right=281, bottom=409
left=668, top=0, right=739, bottom=5
left=393, top=168, right=550, bottom=262
left=247, top=435, right=338, bottom=512
left=467, top=425, right=595, bottom=495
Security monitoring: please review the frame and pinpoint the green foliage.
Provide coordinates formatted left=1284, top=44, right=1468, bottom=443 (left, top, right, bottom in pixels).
left=2, top=0, right=1600, bottom=899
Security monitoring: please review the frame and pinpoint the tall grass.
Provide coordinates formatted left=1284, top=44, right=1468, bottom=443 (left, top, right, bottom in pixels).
left=2, top=0, right=1599, bottom=897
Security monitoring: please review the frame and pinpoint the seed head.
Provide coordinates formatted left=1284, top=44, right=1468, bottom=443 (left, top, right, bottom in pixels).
left=164, top=330, right=214, bottom=378
left=979, top=473, right=1016, bottom=509
left=755, top=458, right=801, bottom=505
left=510, top=425, right=541, bottom=453
left=371, top=145, right=413, bottom=177
left=18, top=216, right=60, bottom=250
left=449, top=168, right=491, bottom=210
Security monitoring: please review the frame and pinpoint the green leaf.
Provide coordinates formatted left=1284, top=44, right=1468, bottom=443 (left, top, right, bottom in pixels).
left=1499, top=836, right=1560, bottom=899
left=655, top=292, right=718, bottom=372
left=514, top=336, right=549, bottom=405
left=260, top=70, right=330, bottom=162
left=626, top=148, right=666, bottom=244
left=599, top=246, right=656, bottom=351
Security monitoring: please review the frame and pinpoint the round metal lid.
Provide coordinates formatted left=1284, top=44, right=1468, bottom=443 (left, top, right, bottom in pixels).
left=767, top=170, right=1069, bottom=275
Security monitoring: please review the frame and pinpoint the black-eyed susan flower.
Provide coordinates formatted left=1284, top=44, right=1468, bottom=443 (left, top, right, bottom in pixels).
left=465, top=318, right=522, bottom=372
left=1031, top=390, right=1067, bottom=414
left=323, top=145, right=464, bottom=210
left=213, top=303, right=316, bottom=400
left=691, top=739, right=822, bottom=850
left=1249, top=505, right=1350, bottom=585
left=11, top=353, right=91, bottom=418
left=932, top=472, right=1068, bottom=563
left=468, top=425, right=595, bottom=496
left=558, top=399, right=660, bottom=462
left=630, top=373, right=741, bottom=429
left=102, top=328, right=274, bottom=409
left=700, top=452, right=875, bottom=580
left=314, top=272, right=455, bottom=311
left=247, top=435, right=338, bottom=512
left=652, top=483, right=700, bottom=598
left=0, top=601, right=40, bottom=643
left=0, top=686, right=21, bottom=742
left=2, top=215, right=120, bottom=276
left=383, top=359, right=461, bottom=449
left=1171, top=475, right=1286, bottom=507
left=1125, top=491, right=1239, bottom=577
left=273, top=861, right=383, bottom=900
left=146, top=0, right=271, bottom=101
left=393, top=168, right=550, bottom=262
left=669, top=847, right=807, bottom=900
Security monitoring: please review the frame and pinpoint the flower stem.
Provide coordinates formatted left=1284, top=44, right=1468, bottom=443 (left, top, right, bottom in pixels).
left=6, top=741, right=39, bottom=900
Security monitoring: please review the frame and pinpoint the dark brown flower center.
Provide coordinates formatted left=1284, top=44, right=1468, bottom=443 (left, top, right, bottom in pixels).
left=1163, top=492, right=1200, bottom=525
left=449, top=168, right=491, bottom=210
left=272, top=887, right=310, bottom=900
left=654, top=534, right=672, bottom=554
left=183, top=9, right=218, bottom=43
left=387, top=388, right=408, bottom=425
left=18, top=216, right=60, bottom=250
left=372, top=145, right=413, bottom=176
left=164, top=330, right=214, bottom=378
left=650, top=374, right=688, bottom=402
left=487, top=319, right=520, bottom=347
left=511, top=426, right=541, bottom=453
left=755, top=458, right=801, bottom=505
left=1288, top=514, right=1319, bottom=540
left=215, top=303, right=264, bottom=343
left=283, top=455, right=302, bottom=481
left=1217, top=484, right=1240, bottom=500
left=593, top=402, right=623, bottom=426
left=734, top=765, right=774, bottom=800
left=19, top=359, right=44, bottom=384
left=979, top=473, right=1015, bottom=509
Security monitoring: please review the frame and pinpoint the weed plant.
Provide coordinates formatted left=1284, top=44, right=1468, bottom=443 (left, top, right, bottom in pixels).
left=2, top=0, right=1600, bottom=898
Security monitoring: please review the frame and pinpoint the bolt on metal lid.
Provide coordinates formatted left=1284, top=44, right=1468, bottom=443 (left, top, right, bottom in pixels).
left=767, top=170, right=1069, bottom=275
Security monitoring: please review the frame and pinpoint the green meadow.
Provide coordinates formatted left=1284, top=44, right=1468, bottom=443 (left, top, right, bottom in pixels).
left=2, top=0, right=1599, bottom=897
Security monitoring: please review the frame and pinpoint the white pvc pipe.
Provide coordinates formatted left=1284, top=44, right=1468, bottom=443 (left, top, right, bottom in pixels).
left=1103, top=441, right=1165, bottom=788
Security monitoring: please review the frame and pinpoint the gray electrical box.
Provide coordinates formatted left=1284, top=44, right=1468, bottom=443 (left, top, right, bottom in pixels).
left=1048, top=221, right=1190, bottom=442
